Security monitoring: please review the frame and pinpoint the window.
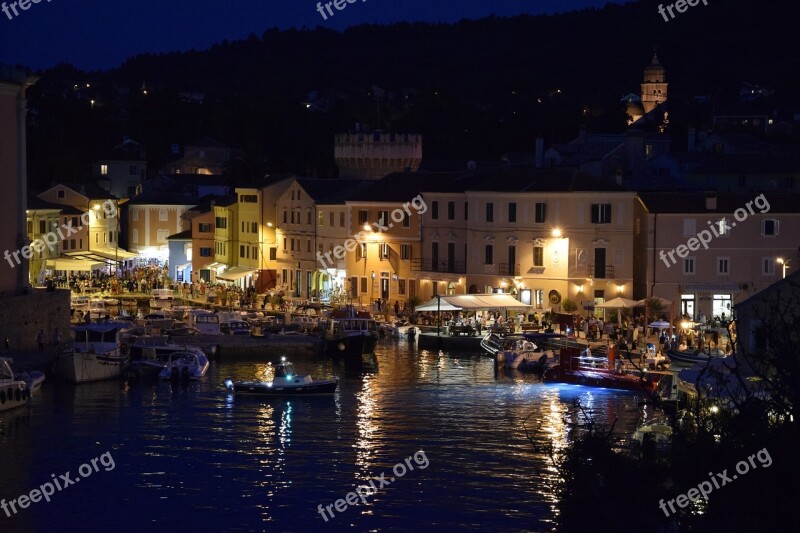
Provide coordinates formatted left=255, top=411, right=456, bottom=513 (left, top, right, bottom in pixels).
left=240, top=245, right=245, bottom=258
left=717, top=257, right=730, bottom=275
left=330, top=212, right=335, bottom=226
left=109, top=231, right=114, bottom=243
left=508, top=202, right=517, bottom=223
left=398, top=279, right=406, bottom=295
left=215, top=216, right=227, bottom=229
left=39, top=220, right=46, bottom=233
left=340, top=212, right=345, bottom=227
left=485, top=245, right=493, bottom=265
left=683, top=257, right=696, bottom=275
left=269, top=248, right=277, bottom=260
left=402, top=212, right=410, bottom=228
left=408, top=279, right=416, bottom=297
left=57, top=189, right=65, bottom=199
left=291, top=211, right=295, bottom=224
left=200, top=247, right=212, bottom=257
left=283, top=238, right=287, bottom=251
left=379, top=211, right=389, bottom=226
left=464, top=201, right=469, bottom=221
left=431, top=201, right=439, bottom=220
left=486, top=203, right=494, bottom=222
left=157, top=229, right=169, bottom=243
left=283, top=210, right=288, bottom=223
left=100, top=164, right=108, bottom=175
left=644, top=144, right=654, bottom=158
left=447, top=201, right=455, bottom=220
left=591, top=203, right=612, bottom=224
left=291, top=190, right=295, bottom=200
left=159, top=208, right=168, bottom=221
left=400, top=244, right=411, bottom=260
left=307, top=240, right=311, bottom=253
left=717, top=218, right=730, bottom=237
left=358, top=210, right=369, bottom=225
left=379, top=243, right=389, bottom=260
left=318, top=211, right=324, bottom=226
left=240, top=194, right=257, bottom=203
left=242, top=221, right=246, bottom=233
left=132, top=229, right=138, bottom=244
left=535, top=203, right=546, bottom=223
left=307, top=210, right=312, bottom=225
left=199, top=223, right=211, bottom=233
left=535, top=289, right=544, bottom=309
left=682, top=219, right=696, bottom=237
left=252, top=222, right=257, bottom=233
left=290, top=239, right=295, bottom=251
left=360, top=277, right=368, bottom=293
left=297, top=190, right=301, bottom=201
left=762, top=219, right=779, bottom=236
left=132, top=209, right=139, bottom=221
left=533, top=246, right=544, bottom=267
left=763, top=258, right=775, bottom=275
left=356, top=243, right=365, bottom=261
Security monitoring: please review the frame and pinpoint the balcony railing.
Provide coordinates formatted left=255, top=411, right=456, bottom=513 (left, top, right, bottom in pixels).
left=588, top=264, right=614, bottom=279
left=499, top=263, right=521, bottom=276
left=411, top=259, right=466, bottom=274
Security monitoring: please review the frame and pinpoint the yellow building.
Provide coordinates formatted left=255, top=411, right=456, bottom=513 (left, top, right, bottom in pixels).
left=217, top=187, right=261, bottom=289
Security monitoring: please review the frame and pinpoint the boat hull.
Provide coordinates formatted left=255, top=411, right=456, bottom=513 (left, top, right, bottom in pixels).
left=0, top=381, right=31, bottom=412
left=665, top=350, right=723, bottom=366
left=324, top=333, right=378, bottom=356
left=58, top=351, right=128, bottom=383
left=230, top=379, right=338, bottom=396
left=542, top=365, right=659, bottom=394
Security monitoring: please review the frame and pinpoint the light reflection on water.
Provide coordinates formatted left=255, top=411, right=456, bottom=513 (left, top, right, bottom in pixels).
left=0, top=341, right=646, bottom=532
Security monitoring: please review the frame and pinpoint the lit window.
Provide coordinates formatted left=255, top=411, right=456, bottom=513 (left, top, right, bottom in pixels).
left=100, top=164, right=108, bottom=175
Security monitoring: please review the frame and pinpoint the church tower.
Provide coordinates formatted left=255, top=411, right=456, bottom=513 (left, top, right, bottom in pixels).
left=641, top=52, right=668, bottom=114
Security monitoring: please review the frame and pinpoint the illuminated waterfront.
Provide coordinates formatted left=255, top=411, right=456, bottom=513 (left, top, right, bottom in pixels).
left=1, top=341, right=645, bottom=531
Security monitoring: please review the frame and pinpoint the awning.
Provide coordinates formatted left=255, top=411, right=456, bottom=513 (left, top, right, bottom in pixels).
left=207, top=262, right=227, bottom=270
left=217, top=266, right=257, bottom=281
left=415, top=294, right=529, bottom=312
left=176, top=263, right=191, bottom=271
left=680, top=283, right=742, bottom=293
left=63, top=248, right=138, bottom=263
left=46, top=258, right=105, bottom=271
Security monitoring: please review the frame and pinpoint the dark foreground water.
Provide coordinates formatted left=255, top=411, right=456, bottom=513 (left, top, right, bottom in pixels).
left=0, top=340, right=646, bottom=532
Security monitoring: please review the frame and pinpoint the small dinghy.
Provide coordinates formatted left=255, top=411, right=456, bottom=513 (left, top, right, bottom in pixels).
left=224, top=357, right=338, bottom=396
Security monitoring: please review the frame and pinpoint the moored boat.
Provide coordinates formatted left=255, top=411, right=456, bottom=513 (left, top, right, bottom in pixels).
left=159, top=350, right=210, bottom=381
left=224, top=357, right=338, bottom=396
left=0, top=357, right=35, bottom=412
left=666, top=348, right=727, bottom=367
left=322, top=308, right=379, bottom=356
left=57, top=323, right=130, bottom=383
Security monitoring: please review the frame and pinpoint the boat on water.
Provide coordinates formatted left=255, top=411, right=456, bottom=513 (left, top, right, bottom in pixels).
left=224, top=357, right=338, bottom=396
left=380, top=320, right=420, bottom=339
left=0, top=357, right=36, bottom=412
left=220, top=320, right=251, bottom=336
left=159, top=350, right=210, bottom=381
left=542, top=345, right=664, bottom=394
left=483, top=332, right=582, bottom=372
left=125, top=337, right=206, bottom=379
left=666, top=348, right=727, bottom=367
left=322, top=308, right=379, bottom=356
left=149, top=288, right=175, bottom=309
left=632, top=416, right=673, bottom=447
left=57, top=323, right=130, bottom=383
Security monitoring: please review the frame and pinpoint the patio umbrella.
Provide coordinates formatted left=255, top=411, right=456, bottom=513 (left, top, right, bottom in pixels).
left=648, top=320, right=671, bottom=329
left=595, top=297, right=641, bottom=328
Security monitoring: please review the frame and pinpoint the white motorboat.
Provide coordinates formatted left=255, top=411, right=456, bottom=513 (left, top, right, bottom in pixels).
left=0, top=357, right=35, bottom=412
left=632, top=417, right=673, bottom=447
left=58, top=323, right=130, bottom=383
left=149, top=288, right=175, bottom=309
left=224, top=357, right=338, bottom=396
left=159, top=350, right=210, bottom=381
left=220, top=320, right=251, bottom=336
left=125, top=337, right=206, bottom=379
left=381, top=320, right=420, bottom=339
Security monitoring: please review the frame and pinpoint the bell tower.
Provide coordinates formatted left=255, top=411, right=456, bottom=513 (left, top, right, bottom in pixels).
left=641, top=52, right=668, bottom=115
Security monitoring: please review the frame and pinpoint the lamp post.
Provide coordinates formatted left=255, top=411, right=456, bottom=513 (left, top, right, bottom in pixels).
left=777, top=258, right=790, bottom=279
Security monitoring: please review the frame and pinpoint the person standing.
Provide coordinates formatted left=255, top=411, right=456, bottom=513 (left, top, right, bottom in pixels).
left=37, top=329, right=46, bottom=352
left=394, top=300, right=400, bottom=317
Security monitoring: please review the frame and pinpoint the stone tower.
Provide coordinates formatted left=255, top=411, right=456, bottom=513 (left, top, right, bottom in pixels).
left=335, top=125, right=422, bottom=180
left=641, top=52, right=668, bottom=115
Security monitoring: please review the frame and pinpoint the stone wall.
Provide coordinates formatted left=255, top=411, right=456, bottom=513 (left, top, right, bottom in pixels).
left=0, top=288, right=71, bottom=352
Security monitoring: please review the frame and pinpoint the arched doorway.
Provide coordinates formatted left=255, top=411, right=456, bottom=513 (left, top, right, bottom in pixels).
left=468, top=284, right=479, bottom=294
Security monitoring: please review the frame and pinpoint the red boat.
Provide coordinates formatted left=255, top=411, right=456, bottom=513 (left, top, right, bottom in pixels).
left=542, top=345, right=663, bottom=394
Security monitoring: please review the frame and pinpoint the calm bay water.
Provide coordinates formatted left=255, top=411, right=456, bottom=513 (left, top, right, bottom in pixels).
left=1, top=340, right=646, bottom=532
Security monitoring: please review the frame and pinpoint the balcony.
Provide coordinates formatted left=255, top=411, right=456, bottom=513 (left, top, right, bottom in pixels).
left=499, top=263, right=521, bottom=276
left=588, top=264, right=614, bottom=279
left=411, top=258, right=466, bottom=274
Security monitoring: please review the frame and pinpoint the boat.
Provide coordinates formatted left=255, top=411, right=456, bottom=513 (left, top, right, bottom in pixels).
left=224, top=357, right=338, bottom=396
left=149, top=288, right=175, bottom=309
left=57, top=323, right=130, bottom=383
left=159, top=350, right=210, bottom=381
left=632, top=417, right=673, bottom=447
left=125, top=337, right=206, bottom=379
left=0, top=357, right=35, bottom=412
left=70, top=295, right=91, bottom=311
left=380, top=320, right=420, bottom=339
left=542, top=345, right=664, bottom=394
left=665, top=348, right=727, bottom=367
left=188, top=309, right=221, bottom=335
left=220, top=320, right=251, bottom=336
left=322, top=307, right=379, bottom=356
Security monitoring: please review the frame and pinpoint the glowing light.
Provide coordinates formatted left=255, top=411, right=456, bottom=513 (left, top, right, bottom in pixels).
left=552, top=228, right=562, bottom=238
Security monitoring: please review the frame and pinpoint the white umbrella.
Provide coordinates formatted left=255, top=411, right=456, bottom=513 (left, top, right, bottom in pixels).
left=648, top=320, right=671, bottom=329
left=595, top=297, right=641, bottom=309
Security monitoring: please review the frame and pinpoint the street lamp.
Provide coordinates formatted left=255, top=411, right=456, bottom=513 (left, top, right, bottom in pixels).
left=777, top=257, right=790, bottom=278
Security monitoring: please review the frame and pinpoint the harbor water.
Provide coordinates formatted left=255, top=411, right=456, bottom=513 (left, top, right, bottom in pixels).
left=1, top=340, right=646, bottom=532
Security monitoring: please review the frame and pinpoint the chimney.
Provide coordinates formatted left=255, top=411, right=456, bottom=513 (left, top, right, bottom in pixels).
left=705, top=191, right=717, bottom=210
left=688, top=127, right=697, bottom=152
left=535, top=137, right=544, bottom=168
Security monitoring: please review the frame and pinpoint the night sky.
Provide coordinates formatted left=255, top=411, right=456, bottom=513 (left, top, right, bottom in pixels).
left=0, top=0, right=620, bottom=71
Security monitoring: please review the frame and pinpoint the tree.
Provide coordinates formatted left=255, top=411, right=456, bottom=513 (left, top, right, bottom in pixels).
left=562, top=298, right=578, bottom=313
